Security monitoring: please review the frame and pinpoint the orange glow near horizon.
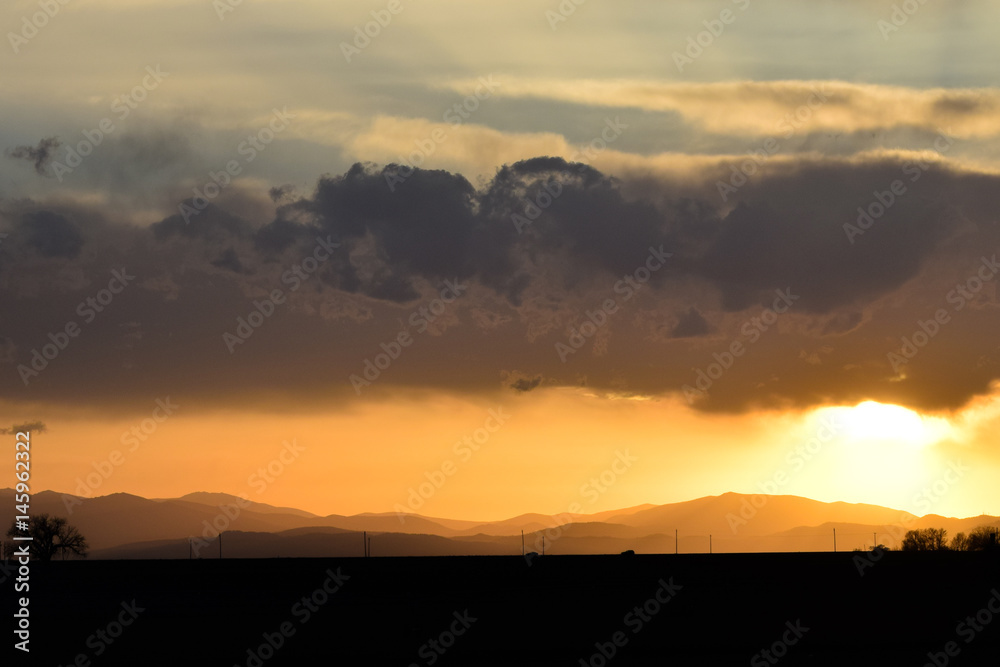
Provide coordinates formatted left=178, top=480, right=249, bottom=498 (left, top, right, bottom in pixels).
left=19, top=390, right=1000, bottom=522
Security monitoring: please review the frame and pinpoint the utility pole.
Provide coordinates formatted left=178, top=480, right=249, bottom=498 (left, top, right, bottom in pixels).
left=363, top=531, right=367, bottom=557
left=833, top=528, right=837, bottom=553
left=873, top=532, right=877, bottom=548
left=542, top=535, right=545, bottom=556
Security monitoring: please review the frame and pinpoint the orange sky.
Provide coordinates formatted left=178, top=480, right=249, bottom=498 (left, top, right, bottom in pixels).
left=19, top=386, right=1000, bottom=521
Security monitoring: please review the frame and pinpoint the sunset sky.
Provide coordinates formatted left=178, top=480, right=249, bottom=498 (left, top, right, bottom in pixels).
left=2, top=0, right=1000, bottom=521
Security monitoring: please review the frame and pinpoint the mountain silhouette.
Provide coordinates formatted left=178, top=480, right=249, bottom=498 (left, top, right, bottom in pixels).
left=3, top=488, right=997, bottom=558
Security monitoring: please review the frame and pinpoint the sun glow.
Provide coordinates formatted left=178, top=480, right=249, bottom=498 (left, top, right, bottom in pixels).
left=840, top=401, right=950, bottom=447
left=794, top=401, right=959, bottom=508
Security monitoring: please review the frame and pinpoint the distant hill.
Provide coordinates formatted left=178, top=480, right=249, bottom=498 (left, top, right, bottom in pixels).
left=166, top=492, right=318, bottom=518
left=2, top=488, right=997, bottom=558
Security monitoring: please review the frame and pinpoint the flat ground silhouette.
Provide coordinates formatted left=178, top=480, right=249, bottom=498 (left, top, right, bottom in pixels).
left=4, top=552, right=999, bottom=665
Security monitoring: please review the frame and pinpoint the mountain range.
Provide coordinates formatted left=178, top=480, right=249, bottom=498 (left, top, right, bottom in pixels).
left=2, top=489, right=997, bottom=559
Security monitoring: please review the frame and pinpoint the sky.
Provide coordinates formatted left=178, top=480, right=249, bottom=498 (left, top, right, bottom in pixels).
left=2, top=0, right=1000, bottom=521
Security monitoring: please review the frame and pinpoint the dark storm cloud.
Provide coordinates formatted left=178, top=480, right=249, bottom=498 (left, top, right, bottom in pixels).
left=483, top=158, right=674, bottom=286
left=671, top=307, right=710, bottom=338
left=3, top=155, right=1000, bottom=415
left=210, top=247, right=247, bottom=274
left=269, top=185, right=296, bottom=203
left=696, top=161, right=968, bottom=313
left=506, top=373, right=543, bottom=393
left=152, top=203, right=252, bottom=242
left=253, top=158, right=674, bottom=305
left=6, top=137, right=61, bottom=176
left=16, top=211, right=84, bottom=258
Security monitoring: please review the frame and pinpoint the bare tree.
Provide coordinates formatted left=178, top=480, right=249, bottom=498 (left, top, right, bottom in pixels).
left=901, top=528, right=948, bottom=551
left=967, top=525, right=1000, bottom=551
left=5, top=514, right=89, bottom=561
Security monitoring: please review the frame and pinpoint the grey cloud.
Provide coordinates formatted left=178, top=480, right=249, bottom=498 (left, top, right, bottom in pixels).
left=3, top=155, right=1000, bottom=415
left=6, top=137, right=61, bottom=176
left=210, top=247, right=247, bottom=274
left=0, top=421, right=46, bottom=435
left=17, top=211, right=84, bottom=258
left=671, top=307, right=710, bottom=338
left=506, top=373, right=543, bottom=393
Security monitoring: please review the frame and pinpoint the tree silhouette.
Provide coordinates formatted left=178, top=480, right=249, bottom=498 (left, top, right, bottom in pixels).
left=901, top=528, right=948, bottom=551
left=950, top=532, right=970, bottom=551
left=967, top=525, right=1000, bottom=551
left=5, top=514, right=89, bottom=561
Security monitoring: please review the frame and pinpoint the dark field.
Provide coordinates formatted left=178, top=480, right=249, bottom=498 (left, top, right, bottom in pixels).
left=5, top=552, right=1000, bottom=665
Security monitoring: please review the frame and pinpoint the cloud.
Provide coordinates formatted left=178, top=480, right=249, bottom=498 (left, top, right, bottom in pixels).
left=671, top=307, right=710, bottom=338
left=6, top=137, right=61, bottom=176
left=0, top=421, right=46, bottom=435
left=449, top=78, right=1000, bottom=139
left=210, top=247, right=247, bottom=274
left=504, top=371, right=543, bottom=393
left=3, top=154, right=1000, bottom=415
left=16, top=211, right=84, bottom=259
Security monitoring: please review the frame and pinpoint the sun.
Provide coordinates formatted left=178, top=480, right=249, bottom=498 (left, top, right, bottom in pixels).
left=796, top=401, right=957, bottom=510
left=839, top=401, right=951, bottom=448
